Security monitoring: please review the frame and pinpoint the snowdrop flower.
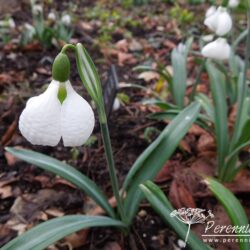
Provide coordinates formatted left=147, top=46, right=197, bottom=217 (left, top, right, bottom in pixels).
left=48, top=12, right=56, bottom=21
left=61, top=14, right=71, bottom=26
left=32, top=4, right=43, bottom=15
left=202, top=34, right=214, bottom=42
left=204, top=7, right=232, bottom=36
left=8, top=18, right=15, bottom=29
left=24, top=23, right=36, bottom=39
left=228, top=0, right=240, bottom=8
left=201, top=38, right=231, bottom=60
left=205, top=6, right=216, bottom=18
left=19, top=53, right=95, bottom=147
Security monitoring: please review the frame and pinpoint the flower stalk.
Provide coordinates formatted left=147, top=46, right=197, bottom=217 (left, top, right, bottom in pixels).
left=60, top=44, right=126, bottom=222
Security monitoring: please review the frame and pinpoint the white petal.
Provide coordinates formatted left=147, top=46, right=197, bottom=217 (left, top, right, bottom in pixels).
left=205, top=6, right=216, bottom=18
left=201, top=38, right=231, bottom=60
left=204, top=7, right=232, bottom=36
left=19, top=80, right=61, bottom=146
left=61, top=81, right=95, bottom=147
left=204, top=11, right=218, bottom=32
left=229, top=0, right=240, bottom=8
left=215, top=8, right=232, bottom=36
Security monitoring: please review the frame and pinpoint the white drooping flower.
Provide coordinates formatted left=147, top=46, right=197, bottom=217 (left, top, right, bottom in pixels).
left=204, top=6, right=232, bottom=36
left=205, top=6, right=216, bottom=18
left=61, top=14, right=71, bottom=26
left=8, top=18, right=15, bottom=29
left=48, top=12, right=56, bottom=21
left=0, top=18, right=15, bottom=29
left=19, top=80, right=95, bottom=147
left=32, top=4, right=43, bottom=15
left=228, top=0, right=240, bottom=8
left=201, top=38, right=231, bottom=60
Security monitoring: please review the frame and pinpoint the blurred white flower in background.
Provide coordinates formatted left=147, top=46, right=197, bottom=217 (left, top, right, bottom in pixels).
left=48, top=12, right=56, bottom=22
left=201, top=38, right=231, bottom=60
left=228, top=0, right=240, bottom=8
left=32, top=4, right=43, bottom=15
left=205, top=6, right=216, bottom=18
left=19, top=80, right=95, bottom=147
left=0, top=18, right=15, bottom=29
left=204, top=6, right=232, bottom=36
left=8, top=18, right=15, bottom=29
left=61, top=14, right=71, bottom=26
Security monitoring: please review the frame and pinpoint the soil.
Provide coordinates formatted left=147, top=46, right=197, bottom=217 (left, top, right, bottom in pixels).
left=1, top=1, right=250, bottom=250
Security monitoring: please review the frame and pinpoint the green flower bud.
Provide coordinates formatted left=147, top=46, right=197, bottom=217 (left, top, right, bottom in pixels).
left=52, top=53, right=70, bottom=82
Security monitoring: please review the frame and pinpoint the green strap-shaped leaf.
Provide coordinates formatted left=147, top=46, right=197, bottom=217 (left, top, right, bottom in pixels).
left=195, top=93, right=215, bottom=122
left=206, top=177, right=250, bottom=250
left=5, top=147, right=115, bottom=218
left=171, top=47, right=187, bottom=108
left=2, top=215, right=125, bottom=250
left=140, top=181, right=210, bottom=250
left=75, top=43, right=103, bottom=105
left=230, top=73, right=249, bottom=151
left=206, top=61, right=229, bottom=179
left=123, top=102, right=200, bottom=223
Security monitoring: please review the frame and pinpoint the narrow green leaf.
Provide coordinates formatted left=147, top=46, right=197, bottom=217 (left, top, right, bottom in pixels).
left=206, top=61, right=228, bottom=178
left=140, top=181, right=210, bottom=250
left=237, top=119, right=250, bottom=146
left=206, top=177, right=250, bottom=250
left=230, top=73, right=249, bottom=150
left=195, top=93, right=215, bottom=122
left=123, top=102, right=200, bottom=223
left=184, top=36, right=194, bottom=58
left=147, top=110, right=212, bottom=132
left=171, top=47, right=187, bottom=108
left=142, top=99, right=177, bottom=110
left=2, top=215, right=125, bottom=250
left=75, top=43, right=103, bottom=104
left=5, top=147, right=115, bottom=218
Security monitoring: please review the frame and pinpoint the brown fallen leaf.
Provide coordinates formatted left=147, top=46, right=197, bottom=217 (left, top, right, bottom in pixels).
left=4, top=151, right=18, bottom=166
left=155, top=160, right=179, bottom=183
left=190, top=158, right=216, bottom=177
left=169, top=180, right=196, bottom=208
left=103, top=242, right=122, bottom=250
left=45, top=208, right=64, bottom=217
left=1, top=120, right=17, bottom=146
left=0, top=224, right=17, bottom=247
left=35, top=67, right=51, bottom=76
left=0, top=185, right=12, bottom=199
left=64, top=229, right=89, bottom=248
left=115, top=39, right=129, bottom=52
left=129, top=39, right=143, bottom=52
left=78, top=21, right=94, bottom=32
left=117, top=52, right=137, bottom=66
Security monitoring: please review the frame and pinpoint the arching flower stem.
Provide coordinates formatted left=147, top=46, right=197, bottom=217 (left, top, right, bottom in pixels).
left=59, top=44, right=126, bottom=223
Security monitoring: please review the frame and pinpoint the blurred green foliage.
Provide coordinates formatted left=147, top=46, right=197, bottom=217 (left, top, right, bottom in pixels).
left=85, top=4, right=141, bottom=43
left=170, top=4, right=194, bottom=25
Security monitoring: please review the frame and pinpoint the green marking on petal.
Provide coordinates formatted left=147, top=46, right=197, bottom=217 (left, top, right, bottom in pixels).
left=58, top=83, right=67, bottom=103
